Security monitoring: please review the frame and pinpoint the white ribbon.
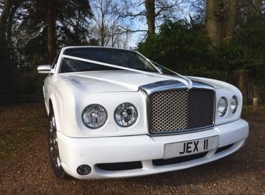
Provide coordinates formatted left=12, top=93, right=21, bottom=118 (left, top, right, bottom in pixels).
left=62, top=54, right=193, bottom=89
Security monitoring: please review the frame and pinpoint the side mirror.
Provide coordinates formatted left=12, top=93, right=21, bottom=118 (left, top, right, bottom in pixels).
left=37, top=65, right=53, bottom=74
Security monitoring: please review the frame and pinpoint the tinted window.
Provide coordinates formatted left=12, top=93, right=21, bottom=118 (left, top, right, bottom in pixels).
left=62, top=48, right=158, bottom=73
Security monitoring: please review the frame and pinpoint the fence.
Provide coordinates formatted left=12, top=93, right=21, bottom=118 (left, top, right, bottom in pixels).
left=233, top=70, right=265, bottom=105
left=17, top=66, right=44, bottom=102
left=248, top=80, right=265, bottom=104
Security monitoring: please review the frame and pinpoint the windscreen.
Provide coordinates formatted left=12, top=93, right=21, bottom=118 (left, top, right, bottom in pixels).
left=61, top=47, right=158, bottom=73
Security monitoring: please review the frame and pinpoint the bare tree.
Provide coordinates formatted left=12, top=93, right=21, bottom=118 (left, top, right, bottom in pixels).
left=90, top=0, right=131, bottom=47
left=119, top=0, right=185, bottom=36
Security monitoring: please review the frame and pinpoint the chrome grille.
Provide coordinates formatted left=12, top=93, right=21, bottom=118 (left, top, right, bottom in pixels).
left=148, top=88, right=215, bottom=134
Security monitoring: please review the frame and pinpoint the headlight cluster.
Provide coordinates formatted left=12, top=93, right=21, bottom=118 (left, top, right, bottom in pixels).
left=217, top=96, right=238, bottom=117
left=114, top=103, right=138, bottom=127
left=82, top=103, right=138, bottom=129
left=82, top=104, right=107, bottom=129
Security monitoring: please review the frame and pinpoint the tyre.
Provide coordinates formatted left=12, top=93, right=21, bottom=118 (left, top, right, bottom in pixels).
left=48, top=105, right=68, bottom=179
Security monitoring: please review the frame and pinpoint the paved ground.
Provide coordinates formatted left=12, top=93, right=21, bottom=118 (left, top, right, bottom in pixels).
left=0, top=103, right=264, bottom=195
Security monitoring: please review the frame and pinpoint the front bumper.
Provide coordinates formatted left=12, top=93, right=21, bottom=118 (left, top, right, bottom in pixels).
left=57, top=119, right=249, bottom=179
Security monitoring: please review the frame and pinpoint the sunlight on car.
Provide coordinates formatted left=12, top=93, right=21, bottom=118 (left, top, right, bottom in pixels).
left=37, top=46, right=249, bottom=180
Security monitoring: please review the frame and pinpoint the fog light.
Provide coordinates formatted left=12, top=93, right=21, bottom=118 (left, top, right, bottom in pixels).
left=77, top=165, right=91, bottom=175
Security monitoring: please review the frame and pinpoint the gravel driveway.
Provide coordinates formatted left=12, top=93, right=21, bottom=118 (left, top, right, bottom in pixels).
left=0, top=103, right=264, bottom=195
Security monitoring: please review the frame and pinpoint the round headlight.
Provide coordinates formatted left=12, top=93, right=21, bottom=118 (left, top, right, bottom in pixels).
left=231, top=96, right=238, bottom=114
left=217, top=97, right=228, bottom=117
left=114, top=103, right=138, bottom=127
left=82, top=104, right=107, bottom=129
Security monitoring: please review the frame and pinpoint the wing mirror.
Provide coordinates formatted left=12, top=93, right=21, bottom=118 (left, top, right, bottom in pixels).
left=37, top=65, right=53, bottom=74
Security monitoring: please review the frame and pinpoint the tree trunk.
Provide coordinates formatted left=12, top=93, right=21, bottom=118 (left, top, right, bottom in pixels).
left=145, top=0, right=155, bottom=36
left=224, top=0, right=237, bottom=43
left=0, top=0, right=11, bottom=47
left=47, top=0, right=55, bottom=64
left=0, top=0, right=16, bottom=92
left=7, top=6, right=18, bottom=45
left=101, top=19, right=105, bottom=46
left=0, top=0, right=11, bottom=24
left=205, top=0, right=223, bottom=48
left=254, top=0, right=262, bottom=27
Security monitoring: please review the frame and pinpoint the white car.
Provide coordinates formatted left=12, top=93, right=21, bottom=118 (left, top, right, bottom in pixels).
left=38, top=46, right=249, bottom=180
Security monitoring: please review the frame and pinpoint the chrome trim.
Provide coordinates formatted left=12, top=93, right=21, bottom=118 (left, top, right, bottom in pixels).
left=140, top=81, right=216, bottom=136
left=140, top=80, right=215, bottom=95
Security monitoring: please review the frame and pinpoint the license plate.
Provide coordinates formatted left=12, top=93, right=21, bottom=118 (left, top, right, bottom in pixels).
left=164, top=136, right=219, bottom=159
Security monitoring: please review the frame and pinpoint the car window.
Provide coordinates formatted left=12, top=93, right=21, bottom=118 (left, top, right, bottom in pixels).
left=60, top=58, right=118, bottom=73
left=61, top=48, right=158, bottom=73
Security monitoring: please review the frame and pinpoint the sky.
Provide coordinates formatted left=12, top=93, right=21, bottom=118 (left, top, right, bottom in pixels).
left=89, top=0, right=195, bottom=49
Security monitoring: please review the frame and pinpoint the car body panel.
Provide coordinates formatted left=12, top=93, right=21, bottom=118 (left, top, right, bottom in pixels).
left=59, top=70, right=171, bottom=93
left=57, top=119, right=248, bottom=179
left=38, top=46, right=249, bottom=179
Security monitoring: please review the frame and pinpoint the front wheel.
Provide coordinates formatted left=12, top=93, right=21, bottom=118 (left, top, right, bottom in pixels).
left=48, top=106, right=68, bottom=179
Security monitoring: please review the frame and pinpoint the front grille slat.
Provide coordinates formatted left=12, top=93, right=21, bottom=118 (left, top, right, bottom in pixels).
left=149, top=88, right=215, bottom=134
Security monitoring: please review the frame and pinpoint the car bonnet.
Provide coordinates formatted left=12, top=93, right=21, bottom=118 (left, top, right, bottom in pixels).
left=59, top=70, right=190, bottom=93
